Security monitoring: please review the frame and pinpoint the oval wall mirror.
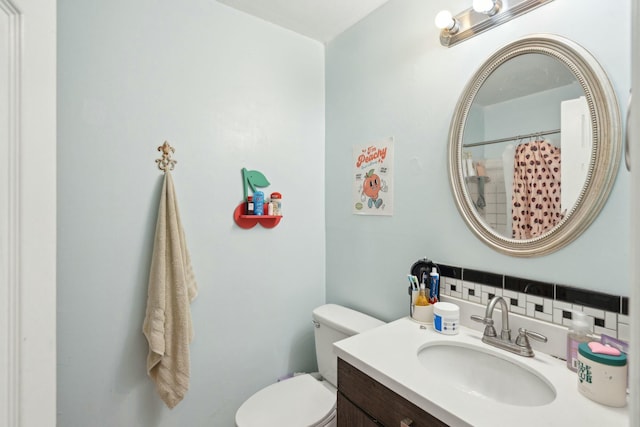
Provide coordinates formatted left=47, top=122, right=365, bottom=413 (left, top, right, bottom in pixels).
left=448, top=34, right=621, bottom=257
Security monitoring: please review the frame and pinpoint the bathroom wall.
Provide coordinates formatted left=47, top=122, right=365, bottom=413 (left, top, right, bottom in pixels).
left=482, top=83, right=582, bottom=153
left=326, top=0, right=631, bottom=321
left=57, top=1, right=324, bottom=426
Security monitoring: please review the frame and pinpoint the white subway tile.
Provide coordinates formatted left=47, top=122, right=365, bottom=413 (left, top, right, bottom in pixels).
left=605, top=312, right=617, bottom=330
left=617, top=323, right=630, bottom=342
left=482, top=285, right=498, bottom=294
left=481, top=292, right=489, bottom=305
left=468, top=295, right=482, bottom=304
left=583, top=307, right=605, bottom=319
left=526, top=302, right=535, bottom=317
left=463, top=281, right=477, bottom=290
left=534, top=311, right=553, bottom=323
left=526, top=294, right=544, bottom=305
left=510, top=306, right=526, bottom=315
left=518, top=294, right=527, bottom=309
left=441, top=285, right=451, bottom=296
left=553, top=308, right=564, bottom=325
left=553, top=300, right=572, bottom=310
left=503, top=289, right=518, bottom=299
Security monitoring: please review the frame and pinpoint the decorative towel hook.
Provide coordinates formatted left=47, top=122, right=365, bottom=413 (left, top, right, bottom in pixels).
left=156, top=141, right=177, bottom=172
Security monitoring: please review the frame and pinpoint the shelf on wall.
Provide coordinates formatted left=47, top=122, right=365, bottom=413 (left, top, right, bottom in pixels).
left=233, top=202, right=282, bottom=229
left=464, top=175, right=491, bottom=183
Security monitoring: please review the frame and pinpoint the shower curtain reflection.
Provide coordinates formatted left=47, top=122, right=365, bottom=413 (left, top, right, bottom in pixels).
left=511, top=138, right=563, bottom=239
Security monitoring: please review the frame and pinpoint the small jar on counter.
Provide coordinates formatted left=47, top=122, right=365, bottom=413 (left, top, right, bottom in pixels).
left=433, top=302, right=459, bottom=335
left=270, top=192, right=282, bottom=216
left=577, top=341, right=628, bottom=407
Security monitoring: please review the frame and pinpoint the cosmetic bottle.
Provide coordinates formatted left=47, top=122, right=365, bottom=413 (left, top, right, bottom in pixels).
left=246, top=195, right=254, bottom=215
left=270, top=192, right=282, bottom=216
left=566, top=311, right=595, bottom=372
left=466, top=156, right=476, bottom=177
left=254, top=191, right=264, bottom=216
left=429, top=267, right=440, bottom=303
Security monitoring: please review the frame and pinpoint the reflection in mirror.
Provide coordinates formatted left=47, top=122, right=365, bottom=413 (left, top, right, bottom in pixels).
left=448, top=34, right=621, bottom=257
left=462, top=53, right=588, bottom=239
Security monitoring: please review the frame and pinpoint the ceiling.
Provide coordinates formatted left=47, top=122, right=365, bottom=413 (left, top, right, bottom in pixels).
left=216, top=0, right=390, bottom=44
left=475, top=53, right=579, bottom=106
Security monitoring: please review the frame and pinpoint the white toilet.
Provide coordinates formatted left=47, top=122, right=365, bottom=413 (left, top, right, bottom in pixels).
left=235, top=304, right=385, bottom=427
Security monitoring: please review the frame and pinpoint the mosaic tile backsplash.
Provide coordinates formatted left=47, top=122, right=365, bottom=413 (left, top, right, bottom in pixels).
left=436, top=263, right=630, bottom=342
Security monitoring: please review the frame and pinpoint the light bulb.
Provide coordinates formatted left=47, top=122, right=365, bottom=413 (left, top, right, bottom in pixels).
left=473, top=0, right=499, bottom=15
left=434, top=10, right=454, bottom=30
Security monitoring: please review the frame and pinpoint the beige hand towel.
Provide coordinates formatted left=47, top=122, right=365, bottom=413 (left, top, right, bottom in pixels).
left=143, top=170, right=198, bottom=409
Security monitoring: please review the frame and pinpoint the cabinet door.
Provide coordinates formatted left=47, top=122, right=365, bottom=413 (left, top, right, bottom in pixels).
left=338, top=359, right=449, bottom=427
left=337, top=392, right=379, bottom=426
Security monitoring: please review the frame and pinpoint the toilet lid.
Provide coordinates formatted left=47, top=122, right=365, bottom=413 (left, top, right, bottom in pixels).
left=235, top=374, right=336, bottom=427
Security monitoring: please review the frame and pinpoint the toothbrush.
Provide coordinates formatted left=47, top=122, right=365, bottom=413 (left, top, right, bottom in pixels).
left=411, top=275, right=420, bottom=291
left=407, top=275, right=419, bottom=291
left=407, top=275, right=415, bottom=291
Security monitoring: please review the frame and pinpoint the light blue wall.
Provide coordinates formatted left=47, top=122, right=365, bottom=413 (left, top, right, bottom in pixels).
left=481, top=83, right=583, bottom=157
left=57, top=1, right=325, bottom=425
left=326, top=0, right=631, bottom=322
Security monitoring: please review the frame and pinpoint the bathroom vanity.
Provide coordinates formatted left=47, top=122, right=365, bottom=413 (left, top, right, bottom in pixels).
left=334, top=317, right=628, bottom=427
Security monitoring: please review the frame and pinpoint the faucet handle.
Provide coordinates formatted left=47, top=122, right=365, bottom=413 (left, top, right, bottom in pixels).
left=471, top=315, right=497, bottom=338
left=471, top=314, right=492, bottom=325
left=515, top=328, right=548, bottom=347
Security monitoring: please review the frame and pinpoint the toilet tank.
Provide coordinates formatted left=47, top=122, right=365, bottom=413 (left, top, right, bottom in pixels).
left=312, top=304, right=385, bottom=387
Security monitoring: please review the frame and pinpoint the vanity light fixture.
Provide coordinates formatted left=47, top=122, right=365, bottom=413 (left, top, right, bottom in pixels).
left=436, top=0, right=554, bottom=47
left=434, top=10, right=459, bottom=34
left=473, top=0, right=501, bottom=16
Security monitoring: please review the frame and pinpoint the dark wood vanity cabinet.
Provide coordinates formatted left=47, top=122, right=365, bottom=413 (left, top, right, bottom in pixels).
left=337, top=358, right=449, bottom=427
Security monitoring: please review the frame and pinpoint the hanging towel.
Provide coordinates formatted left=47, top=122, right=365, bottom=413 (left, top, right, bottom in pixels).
left=143, top=170, right=198, bottom=409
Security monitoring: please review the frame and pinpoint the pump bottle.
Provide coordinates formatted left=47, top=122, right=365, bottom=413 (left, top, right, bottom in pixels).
left=566, top=311, right=595, bottom=371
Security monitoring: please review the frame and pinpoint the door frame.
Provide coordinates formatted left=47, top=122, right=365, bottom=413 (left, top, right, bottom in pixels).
left=0, top=1, right=56, bottom=426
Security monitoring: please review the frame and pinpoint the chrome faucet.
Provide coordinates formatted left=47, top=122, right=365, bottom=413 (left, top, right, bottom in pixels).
left=471, top=296, right=547, bottom=357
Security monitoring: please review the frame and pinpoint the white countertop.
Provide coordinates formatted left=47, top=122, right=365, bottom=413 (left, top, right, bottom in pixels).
left=334, top=316, right=629, bottom=427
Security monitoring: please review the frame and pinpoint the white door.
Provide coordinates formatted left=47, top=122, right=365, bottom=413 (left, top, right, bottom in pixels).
left=0, top=0, right=56, bottom=426
left=630, top=1, right=639, bottom=426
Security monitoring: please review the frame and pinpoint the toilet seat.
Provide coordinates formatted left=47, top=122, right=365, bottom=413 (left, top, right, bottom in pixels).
left=235, top=374, right=337, bottom=427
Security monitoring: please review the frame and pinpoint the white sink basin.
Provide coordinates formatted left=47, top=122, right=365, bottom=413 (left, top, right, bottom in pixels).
left=417, top=341, right=556, bottom=407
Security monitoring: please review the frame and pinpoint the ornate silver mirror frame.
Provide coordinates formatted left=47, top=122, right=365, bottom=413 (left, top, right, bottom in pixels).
left=448, top=34, right=621, bottom=257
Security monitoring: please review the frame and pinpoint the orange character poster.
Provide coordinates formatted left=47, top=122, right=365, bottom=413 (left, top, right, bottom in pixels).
left=353, top=138, right=394, bottom=216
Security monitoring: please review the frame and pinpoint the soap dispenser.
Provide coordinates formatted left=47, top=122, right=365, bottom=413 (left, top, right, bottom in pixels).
left=566, top=311, right=595, bottom=372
